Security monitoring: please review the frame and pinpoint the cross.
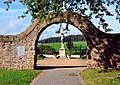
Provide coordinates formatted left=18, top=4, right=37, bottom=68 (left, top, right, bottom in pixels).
left=60, top=27, right=67, bottom=48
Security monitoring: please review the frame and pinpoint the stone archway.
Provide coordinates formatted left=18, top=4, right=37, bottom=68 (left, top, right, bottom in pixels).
left=0, top=12, right=120, bottom=70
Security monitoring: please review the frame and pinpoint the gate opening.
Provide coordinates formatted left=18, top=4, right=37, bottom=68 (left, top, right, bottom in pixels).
left=35, top=23, right=87, bottom=69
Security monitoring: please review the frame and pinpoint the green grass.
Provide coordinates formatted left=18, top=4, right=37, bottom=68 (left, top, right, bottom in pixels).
left=44, top=42, right=61, bottom=52
left=73, top=41, right=87, bottom=49
left=37, top=54, right=45, bottom=60
left=39, top=41, right=87, bottom=54
left=80, top=69, right=120, bottom=85
left=0, top=70, right=41, bottom=85
left=37, top=57, right=44, bottom=60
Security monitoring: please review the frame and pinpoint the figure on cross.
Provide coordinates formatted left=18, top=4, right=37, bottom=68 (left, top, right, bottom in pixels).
left=60, top=27, right=66, bottom=49
left=60, top=27, right=64, bottom=41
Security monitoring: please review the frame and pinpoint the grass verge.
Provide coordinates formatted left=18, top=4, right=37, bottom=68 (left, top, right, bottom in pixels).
left=0, top=70, right=41, bottom=85
left=80, top=69, right=120, bottom=85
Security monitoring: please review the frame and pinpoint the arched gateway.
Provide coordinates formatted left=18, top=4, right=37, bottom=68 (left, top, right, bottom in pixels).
left=0, top=12, right=120, bottom=70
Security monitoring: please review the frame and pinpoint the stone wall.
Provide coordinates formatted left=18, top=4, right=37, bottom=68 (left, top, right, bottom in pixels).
left=0, top=12, right=120, bottom=70
left=0, top=21, right=38, bottom=70
left=87, top=32, right=120, bottom=69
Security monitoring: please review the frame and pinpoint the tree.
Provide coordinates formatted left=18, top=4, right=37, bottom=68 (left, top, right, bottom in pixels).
left=4, top=0, right=120, bottom=32
left=67, top=38, right=73, bottom=57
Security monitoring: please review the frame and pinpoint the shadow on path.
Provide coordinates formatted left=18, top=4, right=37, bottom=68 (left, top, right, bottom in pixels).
left=35, top=66, right=87, bottom=70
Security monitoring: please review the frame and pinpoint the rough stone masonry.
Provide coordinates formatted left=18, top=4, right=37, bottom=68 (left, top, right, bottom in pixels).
left=0, top=12, right=120, bottom=70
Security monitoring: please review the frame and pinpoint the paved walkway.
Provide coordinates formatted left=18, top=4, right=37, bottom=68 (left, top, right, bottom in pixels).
left=30, top=59, right=87, bottom=85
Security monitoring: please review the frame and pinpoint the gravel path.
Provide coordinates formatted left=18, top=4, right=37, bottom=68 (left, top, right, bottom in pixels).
left=30, top=59, right=87, bottom=85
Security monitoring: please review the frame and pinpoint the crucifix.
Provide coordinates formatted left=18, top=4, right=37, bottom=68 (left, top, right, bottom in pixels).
left=59, top=25, right=67, bottom=58
left=60, top=27, right=65, bottom=49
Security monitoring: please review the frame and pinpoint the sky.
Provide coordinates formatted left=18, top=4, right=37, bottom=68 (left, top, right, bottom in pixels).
left=0, top=1, right=120, bottom=40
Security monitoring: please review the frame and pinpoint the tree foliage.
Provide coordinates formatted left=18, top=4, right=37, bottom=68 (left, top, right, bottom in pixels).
left=67, top=38, right=73, bottom=51
left=4, top=0, right=120, bottom=31
left=37, top=44, right=56, bottom=55
left=39, top=35, right=85, bottom=43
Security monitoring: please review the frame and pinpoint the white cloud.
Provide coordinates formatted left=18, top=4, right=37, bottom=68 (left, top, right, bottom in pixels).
left=0, top=17, right=31, bottom=35
left=0, top=6, right=31, bottom=35
left=0, top=8, right=26, bottom=13
left=0, top=8, right=27, bottom=20
left=8, top=19, right=22, bottom=28
left=39, top=23, right=82, bottom=40
left=0, top=0, right=31, bottom=35
left=0, top=18, right=22, bottom=35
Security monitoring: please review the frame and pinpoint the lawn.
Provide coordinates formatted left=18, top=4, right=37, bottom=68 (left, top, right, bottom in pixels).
left=0, top=70, right=41, bottom=85
left=80, top=69, right=120, bottom=85
left=39, top=41, right=87, bottom=54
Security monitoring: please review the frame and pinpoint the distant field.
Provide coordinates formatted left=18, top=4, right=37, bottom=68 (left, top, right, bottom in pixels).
left=73, top=41, right=87, bottom=49
left=38, top=41, right=87, bottom=54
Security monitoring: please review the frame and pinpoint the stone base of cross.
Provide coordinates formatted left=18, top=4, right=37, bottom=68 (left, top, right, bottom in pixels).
left=59, top=48, right=66, bottom=58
